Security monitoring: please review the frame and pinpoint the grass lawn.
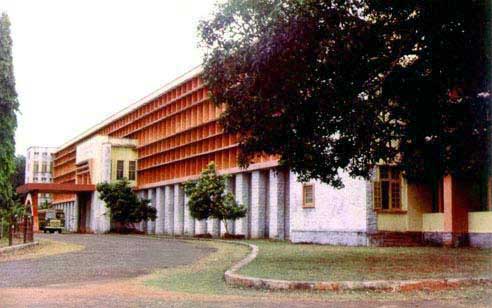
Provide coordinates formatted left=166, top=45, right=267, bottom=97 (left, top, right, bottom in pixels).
left=144, top=239, right=491, bottom=305
left=240, top=240, right=492, bottom=281
left=145, top=240, right=253, bottom=295
left=0, top=239, right=84, bottom=262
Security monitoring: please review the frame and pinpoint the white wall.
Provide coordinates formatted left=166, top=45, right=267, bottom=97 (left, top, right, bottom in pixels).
left=289, top=171, right=370, bottom=245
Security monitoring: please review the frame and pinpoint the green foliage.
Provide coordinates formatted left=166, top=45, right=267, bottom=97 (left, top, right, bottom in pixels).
left=96, top=179, right=156, bottom=231
left=184, top=162, right=246, bottom=234
left=0, top=13, right=19, bottom=222
left=11, top=155, right=25, bottom=189
left=199, top=0, right=492, bottom=187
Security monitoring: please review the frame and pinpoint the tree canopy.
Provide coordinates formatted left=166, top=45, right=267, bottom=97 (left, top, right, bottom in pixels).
left=0, top=13, right=19, bottom=213
left=199, top=0, right=492, bottom=187
left=184, top=162, right=246, bottom=234
left=97, top=179, right=156, bottom=231
left=12, top=155, right=25, bottom=190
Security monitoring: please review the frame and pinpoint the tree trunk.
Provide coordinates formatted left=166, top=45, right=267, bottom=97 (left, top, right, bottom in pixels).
left=23, top=215, right=27, bottom=243
left=223, top=219, right=229, bottom=235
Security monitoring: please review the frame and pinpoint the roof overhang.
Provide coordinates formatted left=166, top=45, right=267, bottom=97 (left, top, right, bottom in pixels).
left=16, top=183, right=96, bottom=194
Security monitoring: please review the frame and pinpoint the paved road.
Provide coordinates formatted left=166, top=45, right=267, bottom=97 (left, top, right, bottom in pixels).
left=1, top=234, right=489, bottom=307
left=0, top=233, right=213, bottom=288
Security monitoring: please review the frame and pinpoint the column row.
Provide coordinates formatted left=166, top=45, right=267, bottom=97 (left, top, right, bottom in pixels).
left=141, top=168, right=289, bottom=239
left=54, top=201, right=77, bottom=232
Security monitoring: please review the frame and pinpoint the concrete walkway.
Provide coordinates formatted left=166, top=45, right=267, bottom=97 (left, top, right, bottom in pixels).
left=0, top=233, right=213, bottom=288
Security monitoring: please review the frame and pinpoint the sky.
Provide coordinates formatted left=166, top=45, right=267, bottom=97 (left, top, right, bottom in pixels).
left=0, top=0, right=218, bottom=155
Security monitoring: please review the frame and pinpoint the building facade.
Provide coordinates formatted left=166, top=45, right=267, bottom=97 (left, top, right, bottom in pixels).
left=48, top=66, right=492, bottom=247
left=25, top=146, right=57, bottom=205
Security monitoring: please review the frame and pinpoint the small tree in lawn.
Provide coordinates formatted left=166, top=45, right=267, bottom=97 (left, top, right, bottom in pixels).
left=184, top=162, right=246, bottom=236
left=96, top=179, right=156, bottom=233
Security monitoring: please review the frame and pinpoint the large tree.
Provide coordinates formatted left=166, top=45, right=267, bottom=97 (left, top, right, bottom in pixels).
left=199, top=0, right=492, bottom=187
left=0, top=13, right=19, bottom=214
left=12, top=155, right=25, bottom=189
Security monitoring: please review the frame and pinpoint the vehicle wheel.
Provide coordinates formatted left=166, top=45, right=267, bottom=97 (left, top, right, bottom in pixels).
left=50, top=230, right=54, bottom=234
left=58, top=229, right=62, bottom=234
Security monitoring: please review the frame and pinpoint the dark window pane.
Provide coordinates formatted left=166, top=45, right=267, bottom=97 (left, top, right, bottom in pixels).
left=381, top=181, right=390, bottom=209
left=379, top=166, right=389, bottom=179
left=391, top=168, right=400, bottom=180
left=129, top=161, right=136, bottom=181
left=116, top=160, right=124, bottom=180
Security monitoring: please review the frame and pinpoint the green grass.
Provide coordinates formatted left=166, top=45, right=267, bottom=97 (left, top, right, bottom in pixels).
left=143, top=239, right=491, bottom=305
left=240, top=240, right=492, bottom=281
left=145, top=240, right=252, bottom=295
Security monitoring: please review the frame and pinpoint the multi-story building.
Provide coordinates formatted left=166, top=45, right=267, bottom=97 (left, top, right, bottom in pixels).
left=25, top=146, right=57, bottom=205
left=39, top=66, right=490, bottom=247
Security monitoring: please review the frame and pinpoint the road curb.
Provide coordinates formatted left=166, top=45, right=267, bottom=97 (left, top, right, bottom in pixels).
left=223, top=242, right=492, bottom=292
left=124, top=234, right=492, bottom=292
left=0, top=241, right=39, bottom=254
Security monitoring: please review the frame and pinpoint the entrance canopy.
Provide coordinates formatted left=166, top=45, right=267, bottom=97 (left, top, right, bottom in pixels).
left=16, top=183, right=95, bottom=194
left=16, top=183, right=95, bottom=233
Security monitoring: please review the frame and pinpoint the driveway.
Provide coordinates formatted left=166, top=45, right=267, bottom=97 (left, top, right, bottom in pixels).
left=0, top=233, right=213, bottom=288
left=0, top=234, right=489, bottom=308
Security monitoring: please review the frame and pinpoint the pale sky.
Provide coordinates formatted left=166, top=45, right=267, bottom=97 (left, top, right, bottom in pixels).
left=0, top=0, right=218, bottom=156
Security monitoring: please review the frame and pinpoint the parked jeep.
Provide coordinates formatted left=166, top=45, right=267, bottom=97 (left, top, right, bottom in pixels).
left=39, top=209, right=65, bottom=233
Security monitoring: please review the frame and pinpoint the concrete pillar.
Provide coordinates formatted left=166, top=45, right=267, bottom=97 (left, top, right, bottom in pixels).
left=285, top=171, right=291, bottom=240
left=234, top=173, right=250, bottom=237
left=221, top=177, right=235, bottom=236
left=92, top=192, right=110, bottom=233
left=164, top=185, right=174, bottom=235
left=137, top=191, right=147, bottom=232
left=68, top=203, right=72, bottom=231
left=443, top=175, right=469, bottom=247
left=250, top=170, right=267, bottom=238
left=74, top=195, right=79, bottom=233
left=173, top=184, right=184, bottom=235
left=195, top=219, right=207, bottom=235
left=155, top=187, right=165, bottom=235
left=207, top=218, right=220, bottom=237
left=268, top=169, right=286, bottom=240
left=71, top=202, right=75, bottom=232
left=147, top=189, right=156, bottom=234
left=183, top=193, right=195, bottom=236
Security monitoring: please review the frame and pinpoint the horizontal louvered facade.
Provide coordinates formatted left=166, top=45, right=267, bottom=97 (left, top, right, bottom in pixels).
left=52, top=67, right=276, bottom=203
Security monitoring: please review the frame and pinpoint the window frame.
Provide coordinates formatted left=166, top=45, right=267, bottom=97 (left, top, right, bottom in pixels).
left=302, top=183, right=315, bottom=208
left=128, top=160, right=136, bottom=181
left=116, top=160, right=125, bottom=180
left=373, top=165, right=403, bottom=212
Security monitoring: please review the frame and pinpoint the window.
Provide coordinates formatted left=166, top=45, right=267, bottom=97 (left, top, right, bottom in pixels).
left=302, top=184, right=315, bottom=208
left=41, top=177, right=46, bottom=182
left=41, top=162, right=48, bottom=173
left=374, top=166, right=401, bottom=210
left=116, top=160, right=124, bottom=180
left=128, top=161, right=136, bottom=181
left=33, top=177, right=38, bottom=182
left=33, top=161, right=39, bottom=173
left=50, top=162, right=54, bottom=173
